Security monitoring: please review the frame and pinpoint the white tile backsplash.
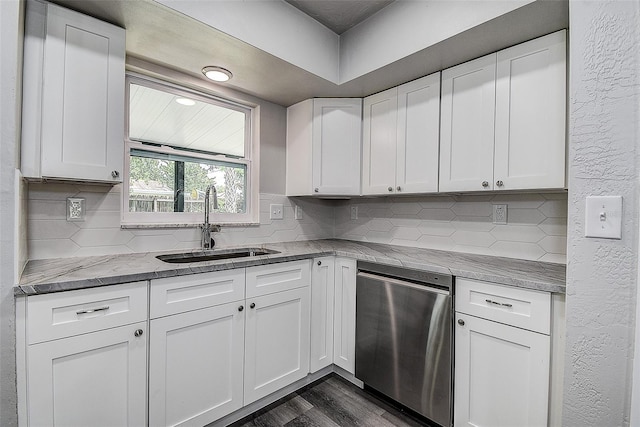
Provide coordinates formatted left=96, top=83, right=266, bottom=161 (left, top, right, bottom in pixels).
left=334, top=193, right=568, bottom=263
left=26, top=182, right=567, bottom=264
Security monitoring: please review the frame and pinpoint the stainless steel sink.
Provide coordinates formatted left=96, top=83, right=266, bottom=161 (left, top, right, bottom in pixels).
left=156, top=248, right=279, bottom=263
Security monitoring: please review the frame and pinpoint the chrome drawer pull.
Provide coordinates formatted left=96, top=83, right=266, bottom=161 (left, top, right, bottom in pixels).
left=76, top=306, right=110, bottom=315
left=485, top=299, right=512, bottom=308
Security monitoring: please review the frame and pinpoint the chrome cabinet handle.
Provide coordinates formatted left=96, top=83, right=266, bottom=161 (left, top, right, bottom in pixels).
left=76, top=306, right=109, bottom=315
left=396, top=186, right=401, bottom=191
left=457, top=319, right=465, bottom=326
left=134, top=329, right=143, bottom=337
left=111, top=170, right=120, bottom=178
left=388, top=187, right=393, bottom=192
left=238, top=305, right=244, bottom=312
left=485, top=299, right=513, bottom=308
left=250, top=303, right=256, bottom=309
left=482, top=181, right=489, bottom=188
left=314, top=188, right=319, bottom=193
left=496, top=180, right=504, bottom=187
left=317, top=261, right=322, bottom=266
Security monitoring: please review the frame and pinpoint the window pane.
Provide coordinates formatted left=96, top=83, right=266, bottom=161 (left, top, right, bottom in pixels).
left=129, top=83, right=246, bottom=158
left=129, top=152, right=246, bottom=214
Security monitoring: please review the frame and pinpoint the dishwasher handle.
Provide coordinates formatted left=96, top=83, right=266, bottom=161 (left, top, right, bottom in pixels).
left=357, top=271, right=450, bottom=296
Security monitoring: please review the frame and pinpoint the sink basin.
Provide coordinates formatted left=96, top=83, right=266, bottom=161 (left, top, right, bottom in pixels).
left=156, top=248, right=279, bottom=263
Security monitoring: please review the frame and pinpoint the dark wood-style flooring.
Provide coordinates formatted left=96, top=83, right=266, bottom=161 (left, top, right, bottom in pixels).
left=230, top=374, right=434, bottom=427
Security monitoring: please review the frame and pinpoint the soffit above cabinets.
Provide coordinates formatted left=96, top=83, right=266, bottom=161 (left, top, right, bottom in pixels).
left=48, top=0, right=568, bottom=107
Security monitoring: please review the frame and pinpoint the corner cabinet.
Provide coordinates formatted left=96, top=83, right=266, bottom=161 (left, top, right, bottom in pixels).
left=21, top=0, right=125, bottom=183
left=310, top=257, right=336, bottom=373
left=286, top=98, right=363, bottom=196
left=454, top=278, right=552, bottom=427
left=362, top=73, right=441, bottom=195
left=440, top=30, right=566, bottom=192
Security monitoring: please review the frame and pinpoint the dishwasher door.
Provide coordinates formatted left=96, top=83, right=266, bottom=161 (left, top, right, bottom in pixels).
left=355, top=271, right=452, bottom=427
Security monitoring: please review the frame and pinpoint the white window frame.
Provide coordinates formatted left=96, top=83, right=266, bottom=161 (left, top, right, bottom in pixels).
left=121, top=73, right=260, bottom=226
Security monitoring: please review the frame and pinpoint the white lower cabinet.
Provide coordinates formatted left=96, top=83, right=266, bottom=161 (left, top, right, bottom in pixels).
left=333, top=258, right=357, bottom=374
left=244, top=286, right=310, bottom=404
left=148, top=302, right=245, bottom=427
left=454, top=279, right=551, bottom=427
left=310, top=257, right=336, bottom=373
left=20, top=282, right=148, bottom=427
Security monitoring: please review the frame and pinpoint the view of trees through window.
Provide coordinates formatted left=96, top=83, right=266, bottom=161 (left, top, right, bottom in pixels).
left=128, top=154, right=246, bottom=214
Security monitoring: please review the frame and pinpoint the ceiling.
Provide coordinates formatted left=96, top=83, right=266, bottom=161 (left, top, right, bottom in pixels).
left=284, top=0, right=394, bottom=34
left=49, top=0, right=568, bottom=107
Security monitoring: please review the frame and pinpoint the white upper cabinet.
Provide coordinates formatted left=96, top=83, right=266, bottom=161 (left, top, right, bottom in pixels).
left=362, top=73, right=441, bottom=195
left=439, top=54, right=497, bottom=192
left=286, top=98, right=362, bottom=196
left=22, top=0, right=125, bottom=183
left=440, top=30, right=566, bottom=192
left=494, top=30, right=567, bottom=190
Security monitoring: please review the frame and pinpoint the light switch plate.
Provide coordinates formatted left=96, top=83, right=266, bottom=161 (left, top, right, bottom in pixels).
left=585, top=196, right=622, bottom=239
left=270, top=204, right=283, bottom=220
left=350, top=206, right=358, bottom=220
left=294, top=205, right=303, bottom=220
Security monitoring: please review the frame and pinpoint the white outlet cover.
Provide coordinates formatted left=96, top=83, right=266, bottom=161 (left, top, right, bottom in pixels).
left=585, top=196, right=622, bottom=239
left=66, top=198, right=85, bottom=221
left=492, top=204, right=507, bottom=225
left=270, top=203, right=284, bottom=220
left=294, top=205, right=303, bottom=220
left=350, top=206, right=358, bottom=220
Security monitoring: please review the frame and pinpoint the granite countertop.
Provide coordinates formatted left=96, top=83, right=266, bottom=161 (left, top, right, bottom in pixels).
left=16, top=239, right=566, bottom=296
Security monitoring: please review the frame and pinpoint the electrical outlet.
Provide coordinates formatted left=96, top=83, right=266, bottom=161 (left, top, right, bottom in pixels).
left=493, top=204, right=507, bottom=225
left=294, top=205, right=303, bottom=220
left=270, top=204, right=284, bottom=220
left=66, top=198, right=85, bottom=221
left=350, top=206, right=358, bottom=220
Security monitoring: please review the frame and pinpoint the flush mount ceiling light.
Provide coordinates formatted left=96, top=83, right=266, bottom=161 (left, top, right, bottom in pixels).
left=175, top=98, right=196, bottom=106
left=202, top=66, right=233, bottom=82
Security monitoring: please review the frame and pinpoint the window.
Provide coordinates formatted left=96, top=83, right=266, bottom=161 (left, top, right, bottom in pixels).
left=123, top=75, right=258, bottom=225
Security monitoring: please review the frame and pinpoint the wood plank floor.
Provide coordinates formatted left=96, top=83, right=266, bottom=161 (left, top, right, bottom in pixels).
left=230, top=374, right=435, bottom=427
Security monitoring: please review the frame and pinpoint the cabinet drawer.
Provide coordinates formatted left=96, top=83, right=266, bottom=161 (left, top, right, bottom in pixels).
left=150, top=269, right=245, bottom=318
left=27, top=282, right=148, bottom=344
left=455, top=278, right=551, bottom=334
left=246, top=260, right=311, bottom=298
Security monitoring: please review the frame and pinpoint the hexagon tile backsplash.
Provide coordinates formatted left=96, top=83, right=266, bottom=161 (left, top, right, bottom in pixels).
left=334, top=193, right=567, bottom=264
left=26, top=182, right=567, bottom=263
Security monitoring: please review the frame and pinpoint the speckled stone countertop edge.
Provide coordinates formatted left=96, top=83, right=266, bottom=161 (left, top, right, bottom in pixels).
left=16, top=239, right=566, bottom=296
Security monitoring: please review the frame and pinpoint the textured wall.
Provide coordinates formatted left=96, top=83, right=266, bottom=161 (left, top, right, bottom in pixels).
left=0, top=0, right=22, bottom=424
left=335, top=193, right=567, bottom=263
left=27, top=184, right=335, bottom=259
left=564, top=1, right=640, bottom=426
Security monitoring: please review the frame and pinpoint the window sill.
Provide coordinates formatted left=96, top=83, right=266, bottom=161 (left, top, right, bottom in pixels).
left=121, top=222, right=260, bottom=229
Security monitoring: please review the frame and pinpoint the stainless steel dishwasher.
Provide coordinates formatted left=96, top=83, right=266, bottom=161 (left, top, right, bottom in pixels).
left=355, top=261, right=453, bottom=427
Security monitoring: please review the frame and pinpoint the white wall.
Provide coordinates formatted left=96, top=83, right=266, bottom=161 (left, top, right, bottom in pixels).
left=564, top=1, right=640, bottom=425
left=155, top=0, right=340, bottom=83
left=339, top=0, right=532, bottom=84
left=0, top=0, right=22, bottom=424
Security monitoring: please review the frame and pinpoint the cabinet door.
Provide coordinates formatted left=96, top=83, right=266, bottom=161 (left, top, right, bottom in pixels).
left=244, top=287, right=310, bottom=404
left=40, top=3, right=125, bottom=182
left=149, top=302, right=244, bottom=427
left=333, top=258, right=357, bottom=374
left=312, top=98, right=362, bottom=195
left=362, top=88, right=398, bottom=195
left=396, top=73, right=441, bottom=194
left=454, top=313, right=550, bottom=427
left=440, top=54, right=496, bottom=192
left=494, top=30, right=566, bottom=190
left=28, top=322, right=147, bottom=427
left=310, top=256, right=335, bottom=373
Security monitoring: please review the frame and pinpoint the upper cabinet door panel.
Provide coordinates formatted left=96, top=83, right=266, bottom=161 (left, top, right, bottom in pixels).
left=40, top=3, right=125, bottom=182
left=440, top=54, right=497, bottom=192
left=312, top=98, right=362, bottom=195
left=494, top=30, right=567, bottom=190
left=362, top=88, right=398, bottom=195
left=396, top=73, right=440, bottom=194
